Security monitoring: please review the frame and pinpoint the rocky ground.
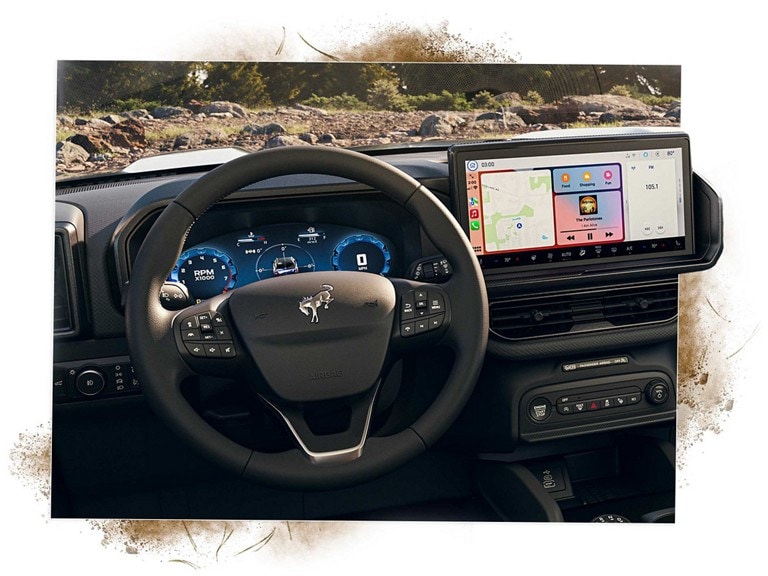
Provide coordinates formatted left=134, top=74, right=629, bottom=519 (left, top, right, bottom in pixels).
left=55, top=94, right=681, bottom=179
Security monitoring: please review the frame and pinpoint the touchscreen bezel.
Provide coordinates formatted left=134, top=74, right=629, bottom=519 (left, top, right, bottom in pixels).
left=448, top=132, right=695, bottom=277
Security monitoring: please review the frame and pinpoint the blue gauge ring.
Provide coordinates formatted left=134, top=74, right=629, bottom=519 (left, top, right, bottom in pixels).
left=332, top=234, right=391, bottom=275
left=169, top=247, right=238, bottom=301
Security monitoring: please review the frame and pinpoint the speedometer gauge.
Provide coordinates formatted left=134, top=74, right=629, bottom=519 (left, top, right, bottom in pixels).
left=332, top=234, right=391, bottom=275
left=169, top=248, right=237, bottom=303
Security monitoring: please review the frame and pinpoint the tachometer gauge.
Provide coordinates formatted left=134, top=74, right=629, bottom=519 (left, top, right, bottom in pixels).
left=332, top=234, right=391, bottom=275
left=255, top=243, right=315, bottom=280
left=169, top=247, right=237, bottom=303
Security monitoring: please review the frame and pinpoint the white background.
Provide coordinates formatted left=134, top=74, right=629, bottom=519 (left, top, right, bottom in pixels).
left=2, top=1, right=765, bottom=573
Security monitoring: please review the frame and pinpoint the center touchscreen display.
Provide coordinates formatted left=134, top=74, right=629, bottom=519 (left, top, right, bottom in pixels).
left=448, top=133, right=694, bottom=272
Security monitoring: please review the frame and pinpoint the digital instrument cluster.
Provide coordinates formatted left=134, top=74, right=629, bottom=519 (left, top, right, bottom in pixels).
left=166, top=223, right=394, bottom=303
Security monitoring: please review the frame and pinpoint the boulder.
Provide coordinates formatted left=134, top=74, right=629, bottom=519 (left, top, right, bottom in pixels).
left=202, top=101, right=247, bottom=118
left=56, top=141, right=89, bottom=164
left=264, top=135, right=311, bottom=148
left=152, top=106, right=189, bottom=119
left=419, top=113, right=466, bottom=137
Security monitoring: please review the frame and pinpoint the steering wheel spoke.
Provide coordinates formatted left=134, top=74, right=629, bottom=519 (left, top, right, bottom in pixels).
left=259, top=385, right=379, bottom=465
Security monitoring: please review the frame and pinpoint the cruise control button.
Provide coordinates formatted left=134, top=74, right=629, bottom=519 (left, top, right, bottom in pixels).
left=182, top=328, right=201, bottom=341
left=197, top=312, right=213, bottom=323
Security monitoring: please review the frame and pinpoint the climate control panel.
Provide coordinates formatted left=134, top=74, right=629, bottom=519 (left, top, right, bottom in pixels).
left=520, top=371, right=675, bottom=441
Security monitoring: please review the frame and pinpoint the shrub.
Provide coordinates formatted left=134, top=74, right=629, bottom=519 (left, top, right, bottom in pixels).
left=408, top=90, right=470, bottom=111
left=471, top=90, right=497, bottom=110
left=367, top=78, right=413, bottom=112
left=608, top=84, right=633, bottom=97
left=522, top=90, right=544, bottom=105
left=302, top=93, right=369, bottom=111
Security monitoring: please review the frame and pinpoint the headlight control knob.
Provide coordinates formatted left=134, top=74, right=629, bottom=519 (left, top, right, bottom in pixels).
left=75, top=368, right=106, bottom=397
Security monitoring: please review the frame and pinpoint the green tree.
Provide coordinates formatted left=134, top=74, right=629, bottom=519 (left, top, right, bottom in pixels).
left=57, top=61, right=202, bottom=112
left=203, top=62, right=270, bottom=107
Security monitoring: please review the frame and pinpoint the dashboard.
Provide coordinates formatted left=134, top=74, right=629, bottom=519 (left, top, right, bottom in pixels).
left=52, top=129, right=724, bottom=522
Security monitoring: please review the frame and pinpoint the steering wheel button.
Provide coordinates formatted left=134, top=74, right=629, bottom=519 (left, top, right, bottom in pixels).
left=220, top=342, right=236, bottom=357
left=415, top=319, right=429, bottom=334
left=197, top=312, right=213, bottom=323
left=428, top=314, right=444, bottom=331
left=401, top=292, right=415, bottom=319
left=401, top=322, right=416, bottom=337
left=205, top=344, right=222, bottom=357
left=182, top=329, right=201, bottom=340
left=428, top=292, right=445, bottom=313
left=181, top=315, right=199, bottom=329
left=202, top=332, right=217, bottom=341
left=199, top=322, right=213, bottom=332
left=185, top=343, right=206, bottom=357
left=212, top=313, right=226, bottom=325
left=214, top=326, right=231, bottom=339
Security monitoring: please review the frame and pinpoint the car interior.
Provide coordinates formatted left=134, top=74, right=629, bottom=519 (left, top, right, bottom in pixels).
left=52, top=63, right=723, bottom=523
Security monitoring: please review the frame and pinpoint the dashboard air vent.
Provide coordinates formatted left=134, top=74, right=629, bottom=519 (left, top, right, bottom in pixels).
left=490, top=295, right=576, bottom=339
left=53, top=232, right=75, bottom=335
left=602, top=284, right=678, bottom=326
left=490, top=282, right=678, bottom=340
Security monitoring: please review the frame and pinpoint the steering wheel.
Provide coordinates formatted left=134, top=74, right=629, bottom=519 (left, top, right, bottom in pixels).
left=126, top=146, right=488, bottom=491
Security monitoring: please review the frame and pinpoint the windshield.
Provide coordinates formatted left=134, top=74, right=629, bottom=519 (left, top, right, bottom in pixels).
left=56, top=62, right=681, bottom=180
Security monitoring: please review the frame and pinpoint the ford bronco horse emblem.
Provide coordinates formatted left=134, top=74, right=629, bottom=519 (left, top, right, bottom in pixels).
left=298, top=284, right=335, bottom=323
